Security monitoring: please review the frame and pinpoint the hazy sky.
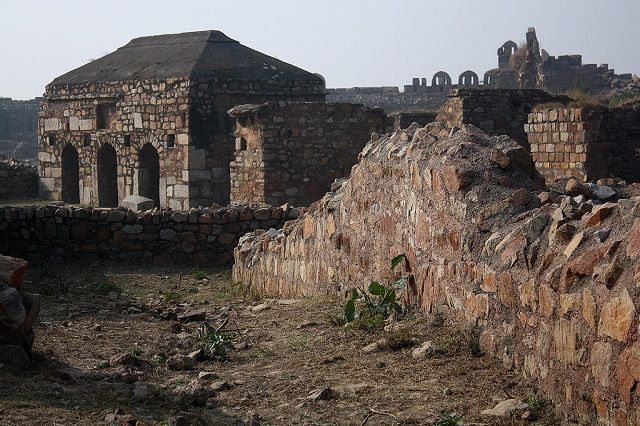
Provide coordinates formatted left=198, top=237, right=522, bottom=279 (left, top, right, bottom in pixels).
left=2, top=0, right=639, bottom=99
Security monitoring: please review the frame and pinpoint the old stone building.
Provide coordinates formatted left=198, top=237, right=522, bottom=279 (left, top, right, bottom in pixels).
left=38, top=30, right=325, bottom=209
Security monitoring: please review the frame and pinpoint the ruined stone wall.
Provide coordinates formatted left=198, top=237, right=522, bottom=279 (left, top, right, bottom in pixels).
left=233, top=123, right=640, bottom=423
left=436, top=89, right=570, bottom=146
left=39, top=79, right=191, bottom=209
left=188, top=78, right=325, bottom=207
left=0, top=156, right=37, bottom=199
left=390, top=111, right=437, bottom=132
left=0, top=98, right=40, bottom=160
left=0, top=204, right=298, bottom=265
left=526, top=107, right=640, bottom=184
left=229, top=102, right=387, bottom=207
left=326, top=88, right=448, bottom=113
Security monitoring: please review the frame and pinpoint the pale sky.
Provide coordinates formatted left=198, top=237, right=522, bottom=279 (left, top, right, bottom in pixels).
left=1, top=0, right=639, bottom=100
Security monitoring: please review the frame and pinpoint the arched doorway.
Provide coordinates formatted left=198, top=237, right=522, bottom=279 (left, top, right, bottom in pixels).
left=137, top=143, right=160, bottom=207
left=61, top=144, right=80, bottom=204
left=97, top=144, right=118, bottom=207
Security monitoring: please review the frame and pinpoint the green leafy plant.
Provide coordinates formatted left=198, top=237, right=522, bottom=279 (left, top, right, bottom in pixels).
left=433, top=413, right=462, bottom=426
left=344, top=254, right=409, bottom=325
left=198, top=322, right=232, bottom=361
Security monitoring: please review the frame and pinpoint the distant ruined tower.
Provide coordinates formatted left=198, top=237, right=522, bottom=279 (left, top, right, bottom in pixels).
left=518, top=27, right=544, bottom=89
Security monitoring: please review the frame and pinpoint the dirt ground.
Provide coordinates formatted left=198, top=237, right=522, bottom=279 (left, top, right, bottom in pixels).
left=0, top=262, right=564, bottom=425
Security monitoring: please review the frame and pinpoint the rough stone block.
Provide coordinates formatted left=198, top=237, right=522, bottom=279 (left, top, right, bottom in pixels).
left=121, top=195, right=155, bottom=211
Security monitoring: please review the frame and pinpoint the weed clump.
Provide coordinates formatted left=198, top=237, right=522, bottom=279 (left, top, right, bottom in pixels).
left=341, top=254, right=410, bottom=330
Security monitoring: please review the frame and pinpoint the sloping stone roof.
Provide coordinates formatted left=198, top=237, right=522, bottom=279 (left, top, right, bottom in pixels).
left=50, top=30, right=323, bottom=86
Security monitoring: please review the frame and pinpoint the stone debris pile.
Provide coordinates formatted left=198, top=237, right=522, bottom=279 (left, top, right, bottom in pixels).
left=0, top=254, right=40, bottom=369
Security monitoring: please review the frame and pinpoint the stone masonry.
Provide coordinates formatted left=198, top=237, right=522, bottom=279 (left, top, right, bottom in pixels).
left=526, top=106, right=640, bottom=184
left=0, top=155, right=38, bottom=199
left=228, top=102, right=388, bottom=207
left=0, top=204, right=299, bottom=265
left=234, top=122, right=640, bottom=423
left=38, top=30, right=325, bottom=209
left=436, top=88, right=570, bottom=146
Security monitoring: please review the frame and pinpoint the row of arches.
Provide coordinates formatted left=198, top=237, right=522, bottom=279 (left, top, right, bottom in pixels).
left=60, top=143, right=160, bottom=207
left=430, top=70, right=480, bottom=86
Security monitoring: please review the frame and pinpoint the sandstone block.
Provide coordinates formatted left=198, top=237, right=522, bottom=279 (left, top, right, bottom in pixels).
left=598, top=289, right=635, bottom=342
left=121, top=195, right=155, bottom=211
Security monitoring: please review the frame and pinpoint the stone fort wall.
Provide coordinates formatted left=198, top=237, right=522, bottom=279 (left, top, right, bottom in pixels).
left=0, top=204, right=299, bottom=265
left=229, top=102, right=389, bottom=207
left=233, top=123, right=640, bottom=424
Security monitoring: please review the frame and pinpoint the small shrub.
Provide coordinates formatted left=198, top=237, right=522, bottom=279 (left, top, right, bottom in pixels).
left=564, top=89, right=604, bottom=109
left=608, top=90, right=640, bottom=108
left=348, top=315, right=385, bottom=332
left=160, top=290, right=182, bottom=305
left=433, top=413, right=462, bottom=426
left=191, top=270, right=207, bottom=280
left=508, top=42, right=527, bottom=70
left=343, top=254, right=410, bottom=326
left=198, top=322, right=233, bottom=361
left=95, top=280, right=121, bottom=295
left=527, top=393, right=549, bottom=412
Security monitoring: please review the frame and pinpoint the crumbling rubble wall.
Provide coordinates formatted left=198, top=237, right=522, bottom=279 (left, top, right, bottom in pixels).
left=526, top=106, right=640, bottom=184
left=0, top=204, right=299, bottom=265
left=0, top=156, right=38, bottom=199
left=233, top=123, right=640, bottom=423
left=436, top=89, right=570, bottom=146
left=229, top=102, right=388, bottom=207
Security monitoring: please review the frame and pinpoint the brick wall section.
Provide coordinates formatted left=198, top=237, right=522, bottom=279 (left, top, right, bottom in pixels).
left=229, top=102, right=388, bottom=207
left=526, top=107, right=640, bottom=184
left=0, top=156, right=38, bottom=199
left=436, top=88, right=570, bottom=146
left=233, top=123, right=640, bottom=424
left=0, top=204, right=299, bottom=264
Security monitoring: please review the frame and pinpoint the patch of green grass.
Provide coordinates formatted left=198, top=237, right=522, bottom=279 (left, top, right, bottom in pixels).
left=95, top=280, right=122, bottom=295
left=347, top=314, right=385, bottom=332
left=129, top=346, right=143, bottom=357
left=191, top=270, right=207, bottom=280
left=160, top=290, right=182, bottom=305
left=433, top=413, right=462, bottom=426
left=527, top=393, right=549, bottom=412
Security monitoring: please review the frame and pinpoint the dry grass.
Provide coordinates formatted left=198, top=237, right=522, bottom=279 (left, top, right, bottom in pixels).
left=0, top=262, right=563, bottom=425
